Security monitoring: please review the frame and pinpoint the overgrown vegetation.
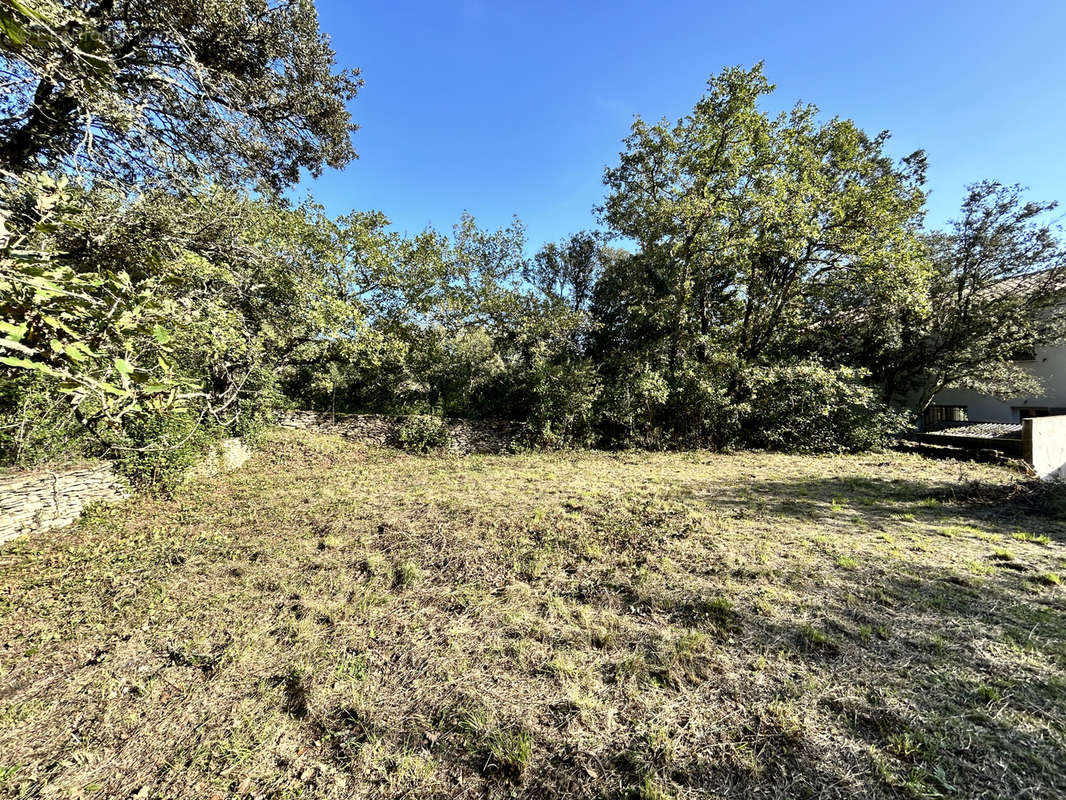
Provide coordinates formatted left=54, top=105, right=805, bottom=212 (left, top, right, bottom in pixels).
left=2, top=4, right=1064, bottom=471
left=1, top=428, right=1063, bottom=798
left=396, top=414, right=449, bottom=453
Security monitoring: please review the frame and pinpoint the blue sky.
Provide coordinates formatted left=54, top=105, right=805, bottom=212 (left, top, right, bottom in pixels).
left=301, top=0, right=1066, bottom=248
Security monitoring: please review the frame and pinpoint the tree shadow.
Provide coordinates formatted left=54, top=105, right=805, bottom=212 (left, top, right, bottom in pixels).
left=546, top=473, right=1066, bottom=799
left=707, top=473, right=1066, bottom=542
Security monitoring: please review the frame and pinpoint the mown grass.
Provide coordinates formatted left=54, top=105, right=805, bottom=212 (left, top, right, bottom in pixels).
left=1, top=428, right=1065, bottom=799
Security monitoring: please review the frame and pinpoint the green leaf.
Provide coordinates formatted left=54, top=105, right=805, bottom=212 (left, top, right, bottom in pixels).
left=0, top=321, right=28, bottom=341
left=114, top=357, right=134, bottom=375
left=0, top=12, right=26, bottom=47
left=64, top=343, right=90, bottom=362
left=0, top=356, right=45, bottom=371
left=0, top=337, right=35, bottom=356
left=99, top=381, right=127, bottom=397
left=151, top=325, right=171, bottom=344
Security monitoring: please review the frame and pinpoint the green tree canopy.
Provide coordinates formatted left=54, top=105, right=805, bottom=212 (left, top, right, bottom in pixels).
left=599, top=62, right=928, bottom=374
left=875, top=182, right=1066, bottom=408
left=0, top=0, right=360, bottom=189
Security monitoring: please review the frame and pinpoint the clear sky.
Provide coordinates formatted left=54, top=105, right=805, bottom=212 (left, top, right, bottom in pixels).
left=300, top=0, right=1066, bottom=248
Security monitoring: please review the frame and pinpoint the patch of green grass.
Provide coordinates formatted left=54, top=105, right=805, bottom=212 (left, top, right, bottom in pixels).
left=486, top=727, right=533, bottom=779
left=1012, top=531, right=1051, bottom=546
left=392, top=560, right=422, bottom=588
left=836, top=555, right=859, bottom=570
left=701, top=595, right=736, bottom=628
left=885, top=729, right=926, bottom=761
left=934, top=524, right=983, bottom=538
left=624, top=774, right=674, bottom=800
left=798, top=624, right=839, bottom=653
left=336, top=651, right=370, bottom=681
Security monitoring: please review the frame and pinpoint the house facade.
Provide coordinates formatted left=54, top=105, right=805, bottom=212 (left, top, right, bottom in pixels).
left=928, top=342, right=1066, bottom=424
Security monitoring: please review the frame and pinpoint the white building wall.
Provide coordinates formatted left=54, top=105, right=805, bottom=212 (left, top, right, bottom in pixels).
left=931, top=343, right=1066, bottom=422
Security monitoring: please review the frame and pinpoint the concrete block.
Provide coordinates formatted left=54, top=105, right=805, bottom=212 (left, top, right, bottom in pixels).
left=1023, top=417, right=1066, bottom=481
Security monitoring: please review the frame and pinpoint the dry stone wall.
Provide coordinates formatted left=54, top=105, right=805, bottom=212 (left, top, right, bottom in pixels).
left=277, top=410, right=524, bottom=454
left=0, top=436, right=253, bottom=545
left=0, top=463, right=129, bottom=544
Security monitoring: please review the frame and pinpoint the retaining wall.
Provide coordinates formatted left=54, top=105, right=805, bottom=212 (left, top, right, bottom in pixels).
left=277, top=410, right=524, bottom=454
left=0, top=436, right=251, bottom=545
left=0, top=463, right=129, bottom=544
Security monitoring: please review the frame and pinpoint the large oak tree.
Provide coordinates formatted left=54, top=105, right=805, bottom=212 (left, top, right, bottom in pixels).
left=0, top=0, right=360, bottom=189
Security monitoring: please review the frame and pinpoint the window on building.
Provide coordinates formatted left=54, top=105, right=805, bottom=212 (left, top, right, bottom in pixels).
left=1010, top=344, right=1038, bottom=362
left=922, top=405, right=968, bottom=430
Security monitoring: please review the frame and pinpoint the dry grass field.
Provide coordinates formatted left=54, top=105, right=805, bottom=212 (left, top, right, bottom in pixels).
left=1, top=428, right=1065, bottom=799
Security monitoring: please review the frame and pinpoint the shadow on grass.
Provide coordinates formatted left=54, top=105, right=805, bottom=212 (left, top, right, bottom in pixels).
left=568, top=475, right=1066, bottom=799
left=713, top=473, right=1066, bottom=539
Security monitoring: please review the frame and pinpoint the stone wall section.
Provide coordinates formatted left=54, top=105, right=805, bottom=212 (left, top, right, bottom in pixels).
left=0, top=463, right=129, bottom=544
left=1, top=437, right=254, bottom=545
left=277, top=410, right=524, bottom=454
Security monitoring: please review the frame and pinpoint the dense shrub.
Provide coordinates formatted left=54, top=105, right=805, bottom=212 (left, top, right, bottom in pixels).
left=593, top=364, right=671, bottom=449
left=397, top=415, right=450, bottom=453
left=666, top=362, right=749, bottom=450
left=0, top=376, right=92, bottom=469
left=110, top=412, right=213, bottom=493
left=525, top=354, right=600, bottom=448
left=738, top=364, right=909, bottom=453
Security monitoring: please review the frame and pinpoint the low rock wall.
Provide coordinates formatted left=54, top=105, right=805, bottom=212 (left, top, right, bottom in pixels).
left=0, top=463, right=129, bottom=544
left=1, top=437, right=253, bottom=545
left=277, top=410, right=523, bottom=454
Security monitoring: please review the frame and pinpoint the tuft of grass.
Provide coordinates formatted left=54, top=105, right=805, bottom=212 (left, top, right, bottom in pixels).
left=885, top=729, right=926, bottom=762
left=836, top=555, right=859, bottom=570
left=624, top=774, right=674, bottom=800
left=486, top=727, right=533, bottom=779
left=1012, top=531, right=1051, bottom=546
left=392, top=560, right=422, bottom=588
left=990, top=549, right=1016, bottom=562
left=1032, top=572, right=1062, bottom=587
left=934, top=524, right=984, bottom=538
left=699, top=596, right=737, bottom=630
left=798, top=624, right=839, bottom=653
